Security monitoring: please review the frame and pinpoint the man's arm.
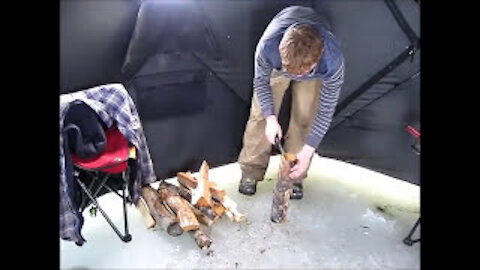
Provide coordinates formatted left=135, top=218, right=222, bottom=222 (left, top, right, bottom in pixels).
left=253, top=44, right=285, bottom=144
left=253, top=44, right=275, bottom=118
left=306, top=59, right=345, bottom=149
left=289, top=59, right=344, bottom=179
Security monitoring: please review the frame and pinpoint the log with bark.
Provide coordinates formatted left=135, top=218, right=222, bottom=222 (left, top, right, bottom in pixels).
left=153, top=160, right=247, bottom=248
left=165, top=181, right=220, bottom=226
left=156, top=182, right=214, bottom=249
left=194, top=209, right=214, bottom=226
left=166, top=182, right=217, bottom=226
left=190, top=229, right=212, bottom=249
left=271, top=153, right=298, bottom=223
left=176, top=161, right=245, bottom=223
left=158, top=182, right=200, bottom=231
left=176, top=183, right=192, bottom=202
left=140, top=185, right=183, bottom=236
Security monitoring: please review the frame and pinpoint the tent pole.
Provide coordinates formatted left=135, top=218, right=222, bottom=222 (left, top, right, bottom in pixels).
left=384, top=0, right=419, bottom=45
left=329, top=69, right=420, bottom=133
left=329, top=0, right=420, bottom=132
left=333, top=45, right=416, bottom=120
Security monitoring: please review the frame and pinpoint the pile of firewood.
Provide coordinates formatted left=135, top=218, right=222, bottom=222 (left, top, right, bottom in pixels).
left=136, top=160, right=246, bottom=249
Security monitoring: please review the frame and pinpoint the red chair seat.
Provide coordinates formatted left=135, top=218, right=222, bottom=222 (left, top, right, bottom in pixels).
left=71, top=126, right=129, bottom=174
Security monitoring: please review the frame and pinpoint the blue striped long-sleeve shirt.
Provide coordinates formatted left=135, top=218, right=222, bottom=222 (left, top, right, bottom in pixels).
left=254, top=6, right=345, bottom=149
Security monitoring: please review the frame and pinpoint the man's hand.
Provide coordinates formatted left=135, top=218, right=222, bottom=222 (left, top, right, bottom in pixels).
left=289, top=144, right=315, bottom=179
left=265, top=115, right=282, bottom=145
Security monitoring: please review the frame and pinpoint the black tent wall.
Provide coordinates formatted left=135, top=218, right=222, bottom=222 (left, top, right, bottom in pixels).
left=312, top=0, right=420, bottom=185
left=60, top=0, right=141, bottom=94
left=60, top=0, right=420, bottom=185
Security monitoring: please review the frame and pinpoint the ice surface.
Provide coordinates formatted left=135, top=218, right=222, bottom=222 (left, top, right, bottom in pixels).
left=60, top=155, right=420, bottom=269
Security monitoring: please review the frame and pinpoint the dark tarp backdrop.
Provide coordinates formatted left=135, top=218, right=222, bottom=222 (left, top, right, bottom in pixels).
left=60, top=0, right=420, bottom=185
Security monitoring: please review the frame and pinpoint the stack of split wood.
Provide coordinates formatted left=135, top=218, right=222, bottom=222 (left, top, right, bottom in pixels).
left=136, top=160, right=246, bottom=249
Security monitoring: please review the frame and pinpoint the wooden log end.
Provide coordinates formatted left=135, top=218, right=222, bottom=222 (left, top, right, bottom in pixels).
left=135, top=197, right=156, bottom=229
left=166, top=223, right=184, bottom=237
left=211, top=202, right=226, bottom=217
left=193, top=196, right=212, bottom=208
left=191, top=229, right=212, bottom=249
left=177, top=172, right=197, bottom=189
left=178, top=212, right=200, bottom=231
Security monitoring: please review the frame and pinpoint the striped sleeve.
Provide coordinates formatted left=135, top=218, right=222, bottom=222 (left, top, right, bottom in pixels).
left=305, top=59, right=345, bottom=148
left=253, top=44, right=275, bottom=118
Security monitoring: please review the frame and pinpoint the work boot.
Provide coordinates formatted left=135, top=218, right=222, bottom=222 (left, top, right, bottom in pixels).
left=290, top=183, right=303, bottom=200
left=238, top=177, right=258, bottom=196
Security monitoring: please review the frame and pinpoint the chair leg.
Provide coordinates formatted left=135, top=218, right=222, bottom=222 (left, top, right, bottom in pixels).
left=79, top=172, right=98, bottom=210
left=103, top=184, right=124, bottom=199
left=79, top=172, right=110, bottom=211
left=121, top=169, right=131, bottom=241
left=75, top=177, right=132, bottom=243
left=403, top=217, right=420, bottom=246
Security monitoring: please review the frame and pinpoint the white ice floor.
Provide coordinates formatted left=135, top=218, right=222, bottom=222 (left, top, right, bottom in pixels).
left=60, top=154, right=420, bottom=269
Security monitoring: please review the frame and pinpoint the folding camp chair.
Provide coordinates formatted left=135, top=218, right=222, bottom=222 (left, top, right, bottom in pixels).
left=71, top=125, right=136, bottom=245
left=403, top=125, right=420, bottom=246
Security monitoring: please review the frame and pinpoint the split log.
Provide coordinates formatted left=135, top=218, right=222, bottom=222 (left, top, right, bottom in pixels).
left=207, top=181, right=226, bottom=201
left=220, top=195, right=246, bottom=222
left=177, top=172, right=225, bottom=201
left=163, top=182, right=219, bottom=226
left=135, top=196, right=156, bottom=229
left=176, top=183, right=192, bottom=202
left=190, top=229, right=212, bottom=249
left=191, top=206, right=215, bottom=227
left=176, top=161, right=241, bottom=222
left=200, top=160, right=209, bottom=184
left=198, top=206, right=218, bottom=221
left=191, top=161, right=213, bottom=207
left=177, top=169, right=225, bottom=201
left=176, top=177, right=240, bottom=223
left=211, top=200, right=226, bottom=217
left=179, top=186, right=218, bottom=225
left=271, top=153, right=298, bottom=223
left=176, top=172, right=197, bottom=189
left=158, top=183, right=200, bottom=231
left=140, top=186, right=183, bottom=236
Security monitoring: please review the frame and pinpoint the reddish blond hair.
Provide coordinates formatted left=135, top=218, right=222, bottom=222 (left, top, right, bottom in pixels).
left=279, top=24, right=323, bottom=75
